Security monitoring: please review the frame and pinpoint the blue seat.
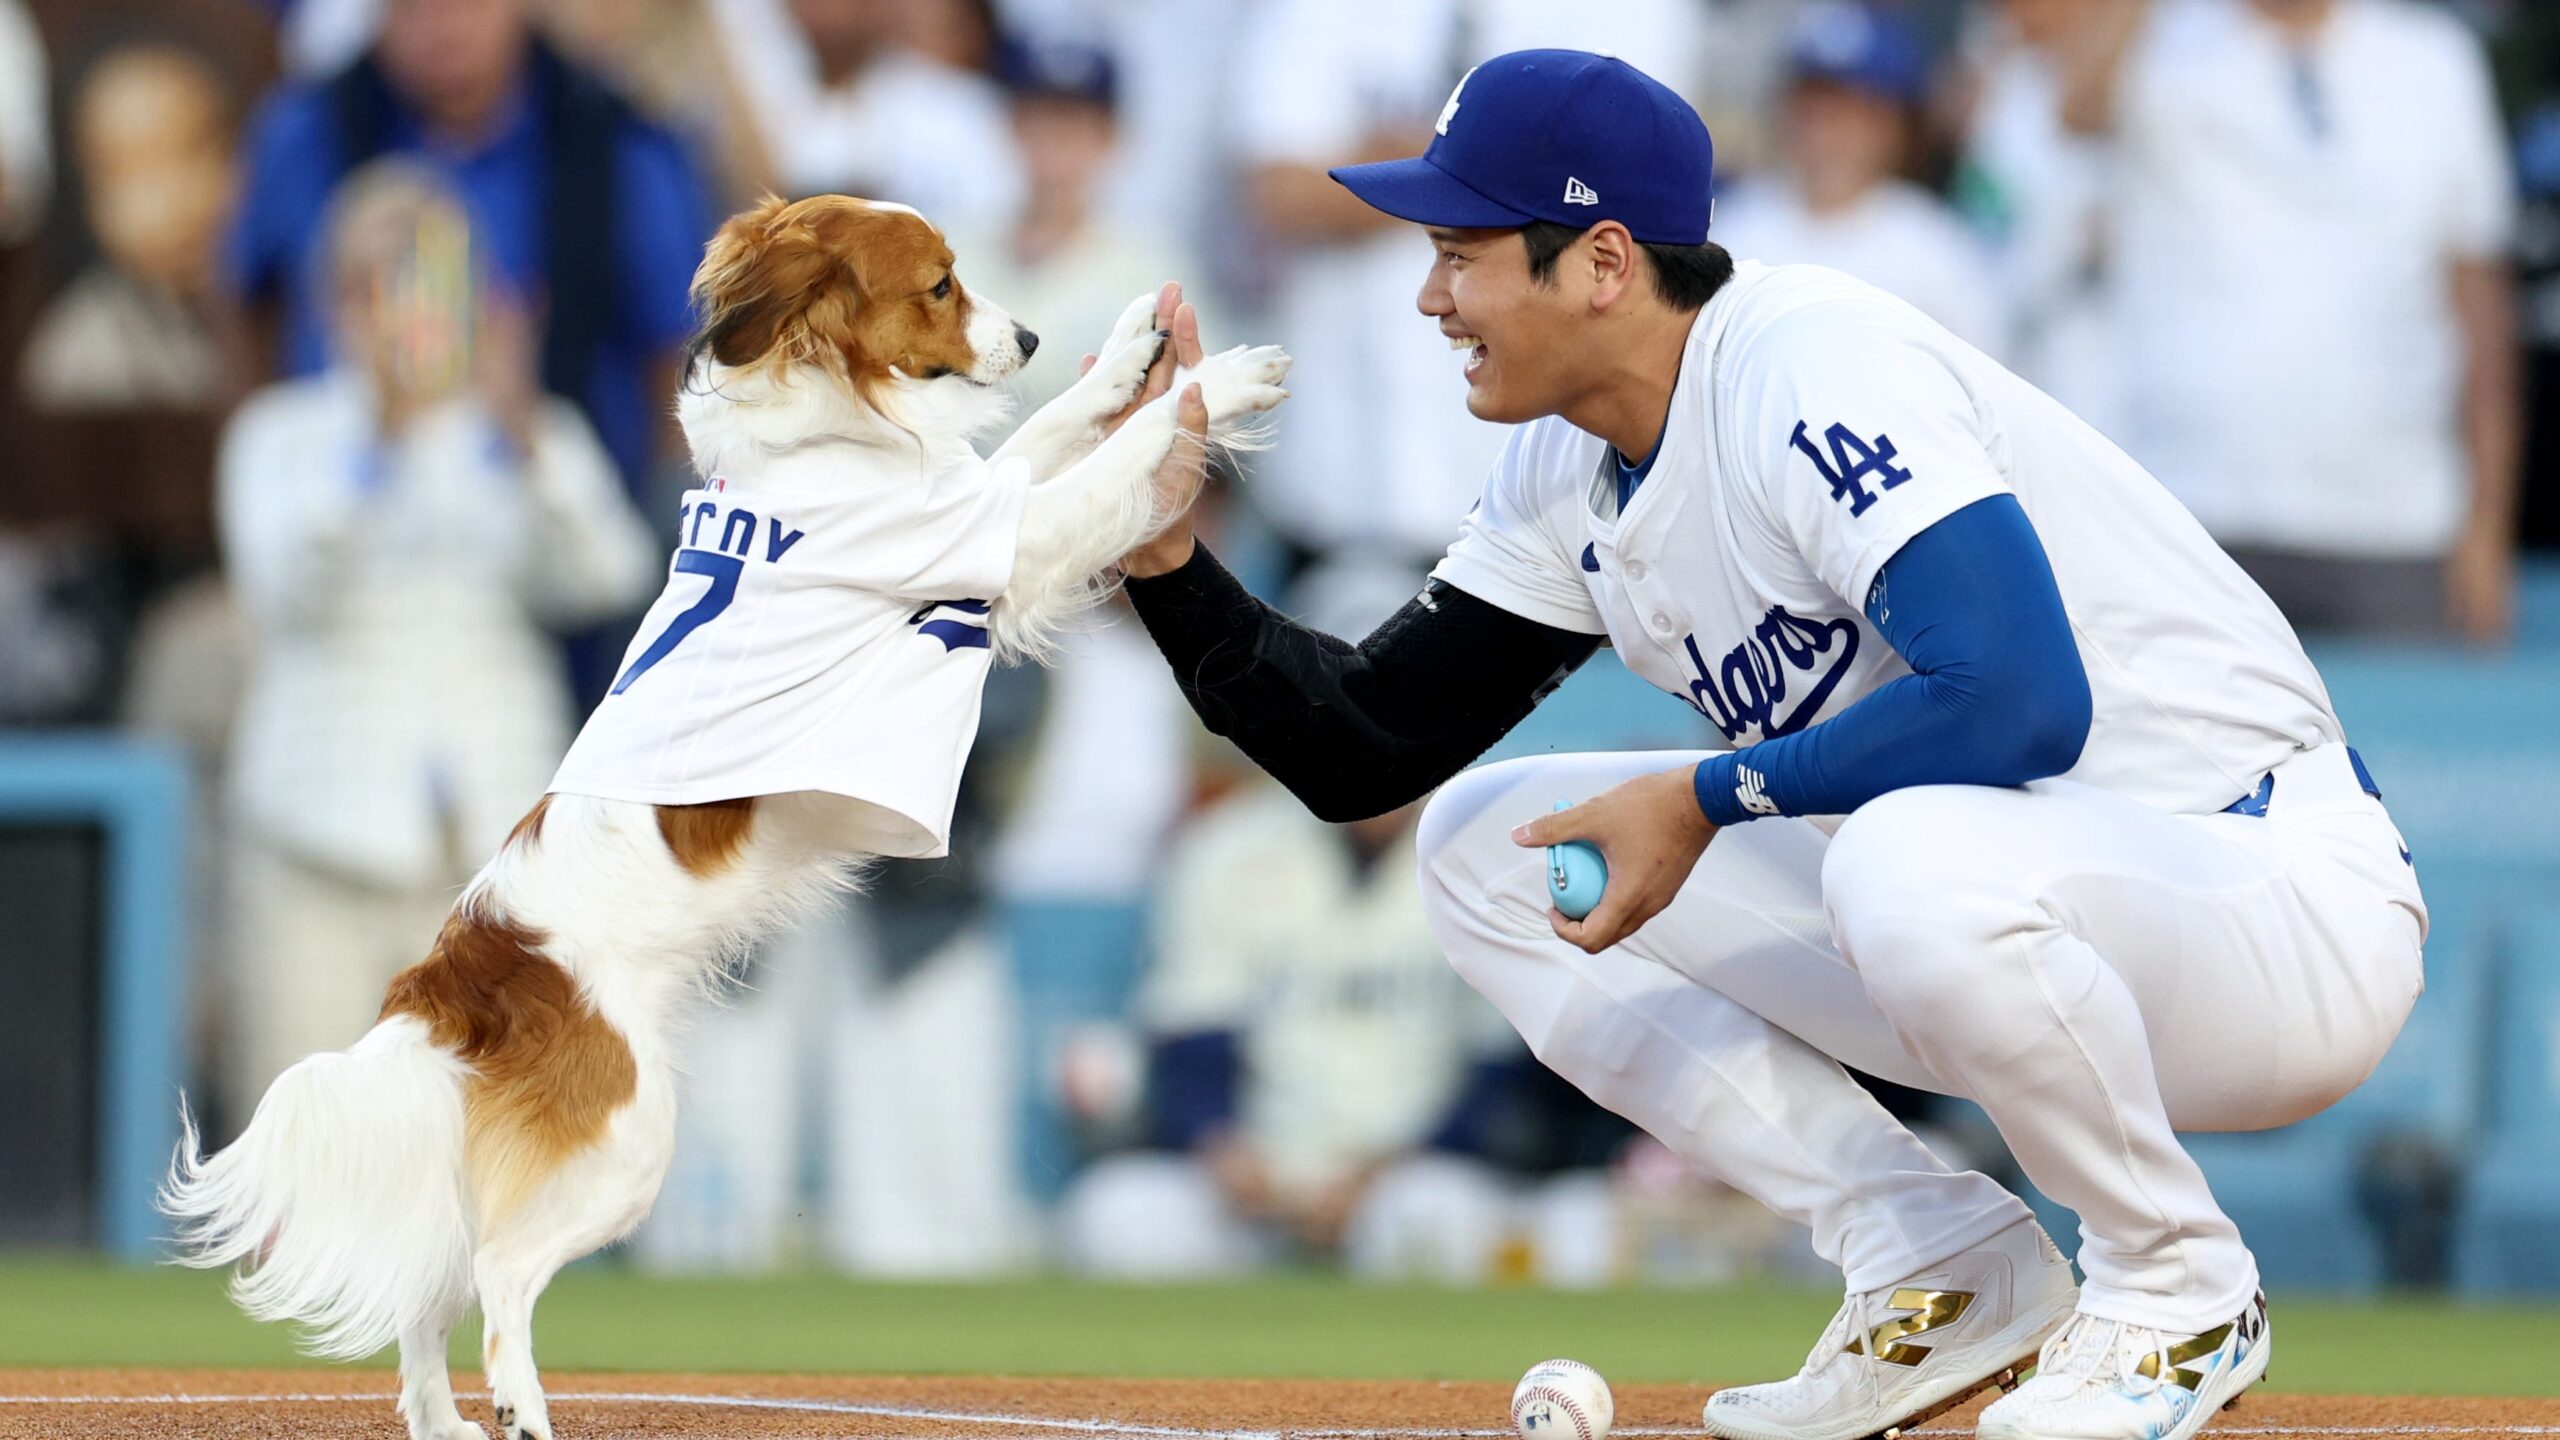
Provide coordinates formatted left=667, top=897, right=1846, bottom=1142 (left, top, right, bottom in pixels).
left=2452, top=902, right=2560, bottom=1296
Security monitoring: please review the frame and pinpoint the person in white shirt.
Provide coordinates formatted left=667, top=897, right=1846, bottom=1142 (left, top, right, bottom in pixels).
left=1957, top=0, right=2126, bottom=435
left=710, top=0, right=1022, bottom=233
left=2061, top=0, right=2523, bottom=641
left=217, top=162, right=659, bottom=1118
left=1234, top=0, right=1708, bottom=571
left=1712, top=1, right=2007, bottom=357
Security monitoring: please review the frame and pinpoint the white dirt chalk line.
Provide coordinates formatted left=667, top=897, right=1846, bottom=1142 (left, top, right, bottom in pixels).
left=0, top=1390, right=2552, bottom=1437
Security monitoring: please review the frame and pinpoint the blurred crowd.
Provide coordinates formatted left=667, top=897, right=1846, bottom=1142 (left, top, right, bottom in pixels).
left=3, top=0, right=2557, bottom=1281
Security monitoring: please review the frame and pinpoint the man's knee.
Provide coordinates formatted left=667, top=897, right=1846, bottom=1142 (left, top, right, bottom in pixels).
left=1416, top=758, right=1539, bottom=869
left=1415, top=758, right=1560, bottom=921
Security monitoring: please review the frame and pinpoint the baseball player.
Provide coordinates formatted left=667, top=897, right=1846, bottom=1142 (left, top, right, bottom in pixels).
left=1116, top=50, right=2424, bottom=1440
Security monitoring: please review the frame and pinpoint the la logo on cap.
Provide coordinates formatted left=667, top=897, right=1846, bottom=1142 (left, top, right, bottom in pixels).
left=1437, top=64, right=1477, bottom=136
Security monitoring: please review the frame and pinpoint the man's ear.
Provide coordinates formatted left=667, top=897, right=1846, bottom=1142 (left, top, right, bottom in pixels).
left=1586, top=221, right=1639, bottom=310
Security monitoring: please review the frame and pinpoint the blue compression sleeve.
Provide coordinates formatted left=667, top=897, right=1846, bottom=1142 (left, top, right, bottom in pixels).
left=1692, top=495, right=2091, bottom=827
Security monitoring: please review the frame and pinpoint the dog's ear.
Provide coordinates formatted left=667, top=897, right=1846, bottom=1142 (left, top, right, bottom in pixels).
left=687, top=196, right=849, bottom=371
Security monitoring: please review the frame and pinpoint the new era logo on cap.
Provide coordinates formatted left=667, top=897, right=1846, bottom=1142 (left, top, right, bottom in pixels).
left=1328, top=49, right=1715, bottom=245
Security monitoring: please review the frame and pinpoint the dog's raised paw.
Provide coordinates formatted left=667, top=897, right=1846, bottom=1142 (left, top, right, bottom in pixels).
left=1101, top=291, right=1160, bottom=357
left=1078, top=293, right=1168, bottom=405
left=1189, top=344, right=1293, bottom=431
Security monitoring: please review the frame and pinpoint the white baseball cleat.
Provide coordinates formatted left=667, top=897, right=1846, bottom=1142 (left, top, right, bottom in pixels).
left=1700, top=1218, right=2078, bottom=1440
left=1975, top=1292, right=2270, bottom=1440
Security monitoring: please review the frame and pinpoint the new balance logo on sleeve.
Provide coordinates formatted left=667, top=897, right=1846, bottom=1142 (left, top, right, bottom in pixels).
left=1563, top=176, right=1600, bottom=206
left=1737, top=764, right=1780, bottom=817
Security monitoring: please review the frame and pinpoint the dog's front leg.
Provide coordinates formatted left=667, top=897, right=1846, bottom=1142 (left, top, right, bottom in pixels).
left=990, top=292, right=1163, bottom=479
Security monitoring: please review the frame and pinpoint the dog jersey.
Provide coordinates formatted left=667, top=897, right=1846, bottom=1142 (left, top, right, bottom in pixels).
left=549, top=441, right=1029, bottom=858
left=1431, top=260, right=2340, bottom=816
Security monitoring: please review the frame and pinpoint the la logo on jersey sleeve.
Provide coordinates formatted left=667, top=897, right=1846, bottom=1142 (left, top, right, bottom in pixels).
left=1790, top=418, right=1914, bottom=517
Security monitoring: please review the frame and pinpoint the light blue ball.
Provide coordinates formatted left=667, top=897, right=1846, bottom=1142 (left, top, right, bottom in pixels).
left=1546, top=800, right=1609, bottom=920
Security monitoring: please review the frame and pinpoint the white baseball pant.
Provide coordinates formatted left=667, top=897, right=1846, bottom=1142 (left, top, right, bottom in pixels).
left=1416, top=742, right=2425, bottom=1331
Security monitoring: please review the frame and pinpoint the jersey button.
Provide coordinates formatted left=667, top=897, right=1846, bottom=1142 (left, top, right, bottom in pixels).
left=1626, top=560, right=1649, bottom=581
left=1650, top=612, right=1675, bottom=635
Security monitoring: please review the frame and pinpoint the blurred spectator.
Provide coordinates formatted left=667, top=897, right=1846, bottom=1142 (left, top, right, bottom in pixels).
left=0, top=0, right=46, bottom=243
left=1956, top=0, right=2124, bottom=433
left=1041, top=0, right=1250, bottom=310
left=2063, top=0, right=2523, bottom=641
left=277, top=0, right=381, bottom=76
left=5, top=14, right=266, bottom=732
left=20, top=38, right=237, bottom=411
left=902, top=0, right=997, bottom=72
left=537, top=0, right=779, bottom=209
left=710, top=0, right=1022, bottom=232
left=228, top=0, right=714, bottom=494
left=955, top=35, right=1192, bottom=414
left=1059, top=783, right=1526, bottom=1279
left=1234, top=0, right=1710, bottom=576
left=1712, top=1, right=2005, bottom=355
left=214, top=161, right=657, bottom=1114
left=1231, top=0, right=1516, bottom=574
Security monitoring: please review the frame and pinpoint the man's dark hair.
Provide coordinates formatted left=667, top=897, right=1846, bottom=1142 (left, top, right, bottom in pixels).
left=1519, top=221, right=1732, bottom=312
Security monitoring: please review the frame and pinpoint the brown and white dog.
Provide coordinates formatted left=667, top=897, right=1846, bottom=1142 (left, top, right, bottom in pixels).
left=162, top=195, right=1288, bottom=1440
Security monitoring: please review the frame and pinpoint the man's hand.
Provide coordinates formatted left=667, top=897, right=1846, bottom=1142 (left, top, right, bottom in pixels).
left=1095, top=281, right=1212, bottom=577
left=1097, top=281, right=1204, bottom=434
left=1511, top=765, right=1717, bottom=953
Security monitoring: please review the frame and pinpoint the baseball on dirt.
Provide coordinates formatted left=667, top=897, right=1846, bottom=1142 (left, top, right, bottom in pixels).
left=1511, top=1358, right=1613, bottom=1440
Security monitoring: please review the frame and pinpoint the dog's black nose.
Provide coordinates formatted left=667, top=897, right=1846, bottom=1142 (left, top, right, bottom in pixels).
left=1015, top=324, right=1039, bottom=359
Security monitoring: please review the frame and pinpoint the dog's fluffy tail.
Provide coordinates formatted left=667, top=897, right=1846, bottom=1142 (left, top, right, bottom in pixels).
left=160, top=1017, right=474, bottom=1360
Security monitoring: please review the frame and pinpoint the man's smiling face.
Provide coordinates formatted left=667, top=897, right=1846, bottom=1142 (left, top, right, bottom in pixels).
left=1418, top=225, right=1586, bottom=425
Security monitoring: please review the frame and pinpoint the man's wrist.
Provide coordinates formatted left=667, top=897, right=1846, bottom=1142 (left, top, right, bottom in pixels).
left=1121, top=528, right=1200, bottom=580
left=1691, top=753, right=1756, bottom=829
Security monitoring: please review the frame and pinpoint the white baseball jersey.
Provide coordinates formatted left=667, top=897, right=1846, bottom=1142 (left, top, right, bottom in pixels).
left=549, top=441, right=1029, bottom=858
left=1433, top=260, right=2340, bottom=817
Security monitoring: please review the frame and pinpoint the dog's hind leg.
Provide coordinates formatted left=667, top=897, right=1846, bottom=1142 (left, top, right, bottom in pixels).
left=475, top=1090, right=679, bottom=1440
left=398, top=1308, right=480, bottom=1440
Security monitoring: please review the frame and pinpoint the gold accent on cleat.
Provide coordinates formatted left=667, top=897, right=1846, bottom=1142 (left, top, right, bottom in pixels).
left=1856, top=1289, right=1977, bottom=1367
left=2134, top=1322, right=2234, bottom=1392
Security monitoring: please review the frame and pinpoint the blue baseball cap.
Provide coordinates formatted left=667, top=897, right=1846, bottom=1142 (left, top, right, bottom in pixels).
left=1788, top=2, right=1931, bottom=108
left=1329, top=49, right=1715, bottom=246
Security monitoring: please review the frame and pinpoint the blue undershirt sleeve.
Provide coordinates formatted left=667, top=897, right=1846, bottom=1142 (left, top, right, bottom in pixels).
left=1691, top=494, right=2091, bottom=828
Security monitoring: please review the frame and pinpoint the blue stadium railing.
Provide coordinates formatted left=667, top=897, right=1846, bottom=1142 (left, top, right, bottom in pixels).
left=0, top=734, right=191, bottom=1261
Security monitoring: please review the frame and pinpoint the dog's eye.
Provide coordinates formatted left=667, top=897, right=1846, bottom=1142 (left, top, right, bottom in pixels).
left=931, top=276, right=953, bottom=301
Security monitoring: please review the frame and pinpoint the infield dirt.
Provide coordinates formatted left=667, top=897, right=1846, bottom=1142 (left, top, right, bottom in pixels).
left=3, top=1370, right=2557, bottom=1439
